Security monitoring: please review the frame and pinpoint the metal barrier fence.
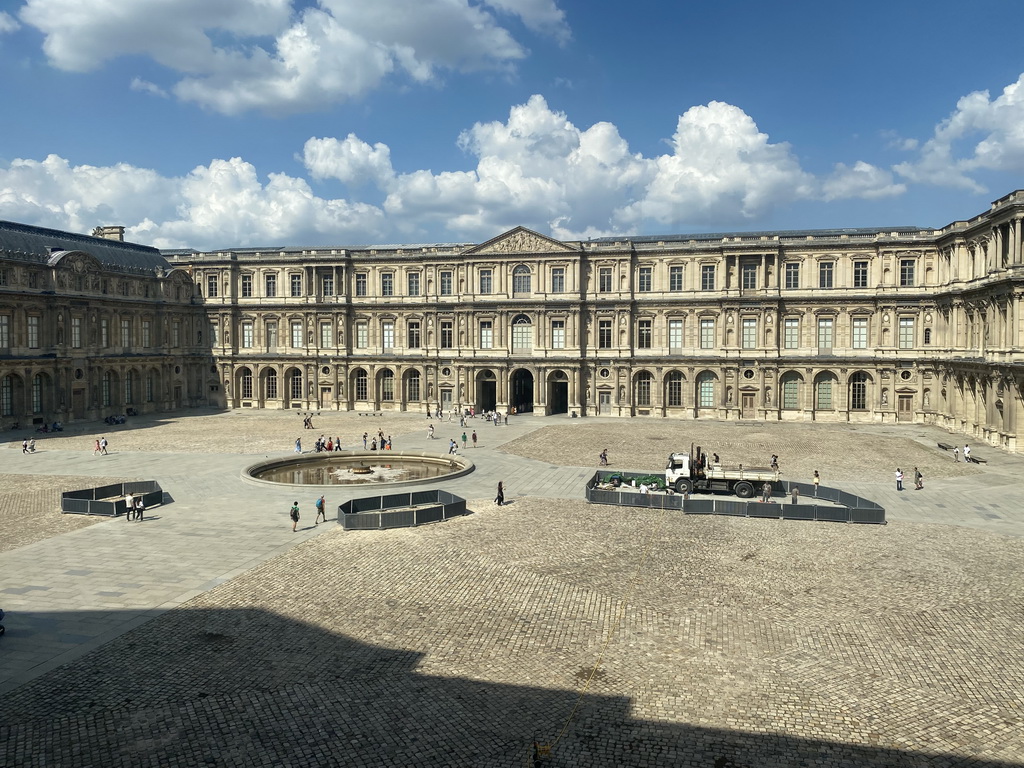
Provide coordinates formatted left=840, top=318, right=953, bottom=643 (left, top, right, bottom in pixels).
left=585, top=472, right=885, bottom=524
left=61, top=481, right=164, bottom=517
left=339, top=489, right=468, bottom=530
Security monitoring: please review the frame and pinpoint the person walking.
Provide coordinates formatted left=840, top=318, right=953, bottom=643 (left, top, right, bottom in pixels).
left=100, top=437, right=108, bottom=455
left=495, top=481, right=505, bottom=506
left=790, top=485, right=800, bottom=504
left=93, top=438, right=101, bottom=456
left=314, top=495, right=327, bottom=525
left=448, top=438, right=457, bottom=455
left=812, top=470, right=820, bottom=496
left=290, top=501, right=300, bottom=532
left=294, top=437, right=301, bottom=454
left=22, top=438, right=29, bottom=454
left=362, top=432, right=368, bottom=449
left=599, top=448, right=609, bottom=466
left=461, top=431, right=468, bottom=450
left=428, top=424, right=434, bottom=440
left=952, top=445, right=960, bottom=462
left=471, top=430, right=477, bottom=448
left=134, top=495, right=145, bottom=522
left=371, top=437, right=377, bottom=451
left=895, top=468, right=904, bottom=491
left=914, top=467, right=924, bottom=490
left=963, top=444, right=972, bottom=463
left=124, top=493, right=135, bottom=521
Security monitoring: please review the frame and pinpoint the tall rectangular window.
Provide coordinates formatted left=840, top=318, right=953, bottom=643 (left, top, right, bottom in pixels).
left=853, top=261, right=868, bottom=289
left=637, top=266, right=652, bottom=292
left=71, top=317, right=82, bottom=348
left=100, top=318, right=109, bottom=348
left=320, top=322, right=333, bottom=348
left=900, top=259, right=916, bottom=287
left=290, top=274, right=302, bottom=297
left=785, top=262, right=800, bottom=290
left=701, top=264, right=715, bottom=291
left=206, top=275, right=218, bottom=297
left=819, top=262, right=834, bottom=289
left=265, top=273, right=277, bottom=297
left=480, top=320, right=493, bottom=349
left=241, top=274, right=253, bottom=297
left=599, top=267, right=612, bottom=292
left=407, top=321, right=421, bottom=348
left=479, top=269, right=492, bottom=294
left=440, top=320, right=453, bottom=348
left=407, top=272, right=420, bottom=296
left=741, top=317, right=757, bottom=349
left=699, top=318, right=715, bottom=349
left=356, top=322, right=368, bottom=349
left=0, top=316, right=9, bottom=348
left=321, top=275, right=334, bottom=296
left=551, top=267, right=565, bottom=293
left=381, top=273, right=394, bottom=296
left=141, top=320, right=151, bottom=348
left=741, top=262, right=757, bottom=290
left=551, top=319, right=565, bottom=349
left=382, top=321, right=394, bottom=350
left=637, top=319, right=652, bottom=348
left=852, top=317, right=868, bottom=349
left=355, top=273, right=367, bottom=296
left=242, top=322, right=254, bottom=348
left=782, top=378, right=799, bottom=410
left=669, top=265, right=684, bottom=291
left=440, top=271, right=453, bottom=296
left=598, top=319, right=612, bottom=349
left=784, top=318, right=799, bottom=349
left=668, top=319, right=683, bottom=351
left=291, top=321, right=303, bottom=348
left=817, top=317, right=834, bottom=350
left=512, top=319, right=532, bottom=351
left=816, top=378, right=833, bottom=410
left=898, top=317, right=915, bottom=348
left=122, top=319, right=132, bottom=348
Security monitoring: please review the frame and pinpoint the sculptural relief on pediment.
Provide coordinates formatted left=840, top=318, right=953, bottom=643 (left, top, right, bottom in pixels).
left=469, top=228, right=575, bottom=255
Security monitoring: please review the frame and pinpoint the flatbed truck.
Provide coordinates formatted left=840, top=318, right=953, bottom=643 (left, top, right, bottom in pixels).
left=665, top=446, right=779, bottom=498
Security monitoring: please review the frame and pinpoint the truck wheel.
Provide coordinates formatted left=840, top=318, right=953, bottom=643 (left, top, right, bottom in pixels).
left=675, top=479, right=692, bottom=494
left=733, top=481, right=754, bottom=499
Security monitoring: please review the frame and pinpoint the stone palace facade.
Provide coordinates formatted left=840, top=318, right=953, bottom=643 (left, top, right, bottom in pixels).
left=3, top=190, right=1024, bottom=451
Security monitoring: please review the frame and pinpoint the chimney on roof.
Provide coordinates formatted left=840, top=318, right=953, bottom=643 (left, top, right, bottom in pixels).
left=92, top=225, right=125, bottom=242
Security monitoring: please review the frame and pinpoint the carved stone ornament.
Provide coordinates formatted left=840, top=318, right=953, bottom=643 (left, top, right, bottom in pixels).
left=476, top=229, right=572, bottom=254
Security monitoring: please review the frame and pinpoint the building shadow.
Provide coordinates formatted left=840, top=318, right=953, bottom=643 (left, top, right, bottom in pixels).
left=0, top=607, right=1018, bottom=768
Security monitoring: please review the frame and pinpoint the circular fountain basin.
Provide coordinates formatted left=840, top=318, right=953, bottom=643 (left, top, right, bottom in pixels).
left=242, top=450, right=473, bottom=488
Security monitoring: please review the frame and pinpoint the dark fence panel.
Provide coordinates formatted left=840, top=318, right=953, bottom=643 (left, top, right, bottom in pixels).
left=380, top=509, right=416, bottom=529
left=92, top=501, right=118, bottom=516
left=714, top=500, right=746, bottom=516
left=351, top=496, right=383, bottom=514
left=342, top=513, right=381, bottom=530
left=815, top=506, right=851, bottom=523
left=94, top=483, right=123, bottom=501
left=850, top=508, right=886, bottom=524
left=61, top=498, right=91, bottom=514
left=415, top=505, right=444, bottom=525
left=781, top=504, right=814, bottom=520
left=412, top=489, right=438, bottom=506
left=380, top=493, right=412, bottom=511
left=747, top=502, right=781, bottom=518
left=64, top=488, right=94, bottom=501
left=443, top=499, right=468, bottom=518
left=683, top=499, right=716, bottom=515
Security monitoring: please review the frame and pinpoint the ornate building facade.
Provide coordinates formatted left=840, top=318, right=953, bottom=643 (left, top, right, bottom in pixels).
left=3, top=191, right=1023, bottom=452
left=161, top=191, right=1024, bottom=452
left=0, top=222, right=211, bottom=428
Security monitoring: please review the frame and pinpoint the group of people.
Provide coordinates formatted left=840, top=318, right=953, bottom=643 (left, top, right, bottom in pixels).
left=93, top=437, right=109, bottom=455
left=123, top=493, right=145, bottom=521
left=21, top=438, right=36, bottom=454
left=895, top=467, right=925, bottom=491
left=314, top=435, right=343, bottom=452
left=951, top=444, right=972, bottom=463
left=289, top=495, right=329, bottom=531
left=361, top=431, right=392, bottom=450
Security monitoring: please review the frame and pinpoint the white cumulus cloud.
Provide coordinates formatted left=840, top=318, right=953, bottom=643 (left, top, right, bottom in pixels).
left=19, top=0, right=566, bottom=114
left=823, top=161, right=905, bottom=201
left=302, top=135, right=395, bottom=188
left=0, top=11, right=20, bottom=34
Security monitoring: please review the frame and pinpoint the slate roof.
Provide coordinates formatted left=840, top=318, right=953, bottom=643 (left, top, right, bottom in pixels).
left=0, top=220, right=171, bottom=275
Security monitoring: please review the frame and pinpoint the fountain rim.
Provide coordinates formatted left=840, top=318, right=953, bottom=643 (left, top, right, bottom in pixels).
left=241, top=449, right=475, bottom=488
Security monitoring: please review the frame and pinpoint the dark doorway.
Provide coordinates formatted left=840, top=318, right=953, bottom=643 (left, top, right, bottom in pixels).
left=510, top=369, right=534, bottom=413
left=476, top=370, right=497, bottom=412
left=548, top=371, right=568, bottom=414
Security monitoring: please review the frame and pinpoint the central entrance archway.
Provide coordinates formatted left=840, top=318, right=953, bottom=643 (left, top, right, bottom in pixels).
left=510, top=369, right=534, bottom=414
left=547, top=370, right=568, bottom=415
left=476, top=369, right=497, bottom=412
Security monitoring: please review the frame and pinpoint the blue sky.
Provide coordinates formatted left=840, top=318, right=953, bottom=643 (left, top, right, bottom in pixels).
left=1, top=0, right=1023, bottom=250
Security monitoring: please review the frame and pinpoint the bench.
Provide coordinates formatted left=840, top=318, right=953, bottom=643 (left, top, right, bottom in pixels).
left=937, top=442, right=954, bottom=451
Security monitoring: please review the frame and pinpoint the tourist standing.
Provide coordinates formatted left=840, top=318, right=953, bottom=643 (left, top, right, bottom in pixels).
left=495, top=481, right=505, bottom=506
left=461, top=432, right=468, bottom=449
left=362, top=432, right=368, bottom=449
left=471, top=430, right=478, bottom=448
left=812, top=470, right=820, bottom=496
left=953, top=446, right=960, bottom=462
left=895, top=468, right=904, bottom=491
left=963, top=444, right=971, bottom=463
left=290, top=501, right=300, bottom=532
left=314, top=495, right=326, bottom=525
left=914, top=468, right=924, bottom=490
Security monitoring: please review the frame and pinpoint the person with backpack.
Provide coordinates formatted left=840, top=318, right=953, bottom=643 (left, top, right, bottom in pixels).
left=290, top=501, right=300, bottom=532
left=314, top=495, right=327, bottom=525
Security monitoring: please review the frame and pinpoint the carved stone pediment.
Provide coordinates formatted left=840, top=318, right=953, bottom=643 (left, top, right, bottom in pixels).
left=464, top=227, right=575, bottom=256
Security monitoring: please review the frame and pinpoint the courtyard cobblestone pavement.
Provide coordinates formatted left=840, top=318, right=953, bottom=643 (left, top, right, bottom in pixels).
left=1, top=410, right=1022, bottom=767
